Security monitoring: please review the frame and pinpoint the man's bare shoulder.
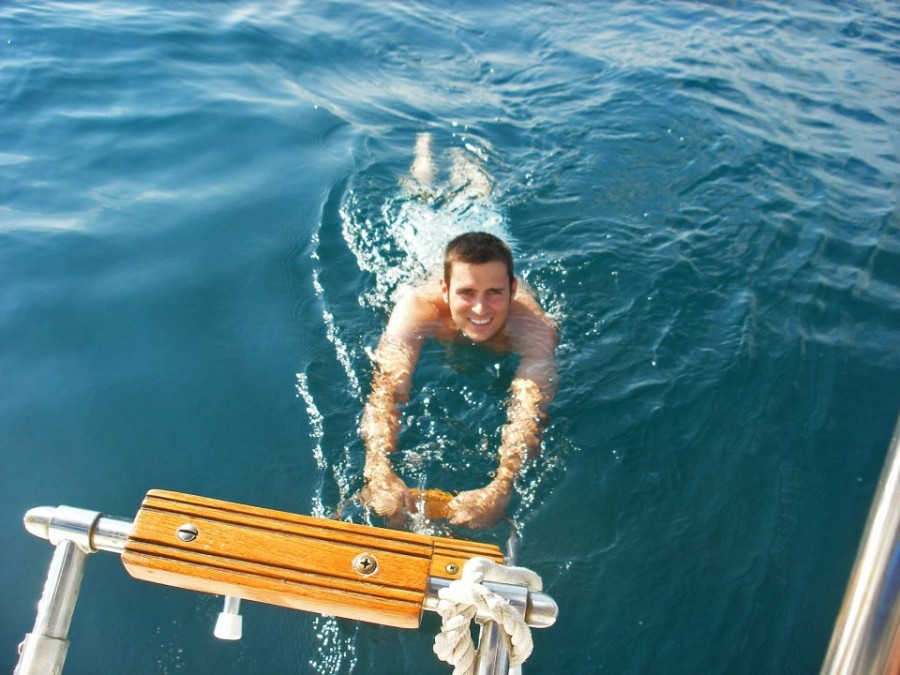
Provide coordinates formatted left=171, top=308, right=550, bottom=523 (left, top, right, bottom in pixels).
left=385, top=282, right=449, bottom=340
left=511, top=281, right=557, bottom=331
left=507, top=281, right=558, bottom=358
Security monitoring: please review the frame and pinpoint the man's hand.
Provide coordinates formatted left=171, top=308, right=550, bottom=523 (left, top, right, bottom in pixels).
left=446, top=479, right=512, bottom=529
left=361, top=466, right=415, bottom=523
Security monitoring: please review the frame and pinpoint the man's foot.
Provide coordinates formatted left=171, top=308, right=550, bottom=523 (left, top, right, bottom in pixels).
left=410, top=132, right=435, bottom=188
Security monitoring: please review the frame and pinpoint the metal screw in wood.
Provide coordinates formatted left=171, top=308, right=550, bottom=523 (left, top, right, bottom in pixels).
left=352, top=553, right=378, bottom=576
left=177, top=524, right=198, bottom=542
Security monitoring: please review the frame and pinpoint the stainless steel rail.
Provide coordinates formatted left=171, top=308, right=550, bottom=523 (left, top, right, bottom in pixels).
left=822, top=416, right=900, bottom=675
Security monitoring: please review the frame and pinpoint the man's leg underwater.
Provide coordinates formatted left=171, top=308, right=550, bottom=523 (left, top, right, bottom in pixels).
left=449, top=146, right=492, bottom=201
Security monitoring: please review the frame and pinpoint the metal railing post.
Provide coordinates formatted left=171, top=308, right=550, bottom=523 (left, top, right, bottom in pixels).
left=822, top=416, right=900, bottom=675
left=473, top=523, right=525, bottom=675
left=14, top=539, right=88, bottom=675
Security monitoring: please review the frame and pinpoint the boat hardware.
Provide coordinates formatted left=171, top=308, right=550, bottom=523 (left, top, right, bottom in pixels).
left=15, top=489, right=557, bottom=675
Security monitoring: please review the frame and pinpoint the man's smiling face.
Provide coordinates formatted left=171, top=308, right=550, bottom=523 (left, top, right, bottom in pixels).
left=441, top=260, right=516, bottom=343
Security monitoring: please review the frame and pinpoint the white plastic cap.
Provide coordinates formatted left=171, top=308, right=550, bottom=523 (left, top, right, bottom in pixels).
left=214, top=611, right=243, bottom=640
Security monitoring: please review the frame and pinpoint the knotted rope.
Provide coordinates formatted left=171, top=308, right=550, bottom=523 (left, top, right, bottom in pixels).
left=433, top=557, right=543, bottom=674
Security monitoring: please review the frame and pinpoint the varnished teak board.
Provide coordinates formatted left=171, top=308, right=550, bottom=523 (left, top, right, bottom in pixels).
left=121, top=490, right=503, bottom=629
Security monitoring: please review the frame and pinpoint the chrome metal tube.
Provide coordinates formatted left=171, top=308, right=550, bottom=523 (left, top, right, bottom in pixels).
left=24, top=506, right=133, bottom=553
left=473, top=528, right=526, bottom=675
left=472, top=581, right=527, bottom=674
left=222, top=596, right=241, bottom=615
left=474, top=619, right=509, bottom=675
left=214, top=596, right=244, bottom=640
left=89, top=515, right=133, bottom=553
left=424, top=578, right=557, bottom=629
left=821, top=416, right=900, bottom=675
left=14, top=540, right=88, bottom=675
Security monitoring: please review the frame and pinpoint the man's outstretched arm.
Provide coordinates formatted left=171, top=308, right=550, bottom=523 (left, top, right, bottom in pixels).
left=447, top=304, right=558, bottom=528
left=361, top=338, right=416, bottom=518
left=361, top=292, right=435, bottom=519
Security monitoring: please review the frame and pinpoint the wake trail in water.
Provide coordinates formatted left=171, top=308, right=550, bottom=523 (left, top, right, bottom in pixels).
left=342, top=135, right=511, bottom=314
left=295, top=136, right=565, bottom=672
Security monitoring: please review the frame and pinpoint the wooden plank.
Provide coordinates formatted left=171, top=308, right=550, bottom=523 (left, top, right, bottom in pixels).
left=143, top=490, right=434, bottom=551
left=126, top=512, right=431, bottom=594
left=431, top=537, right=506, bottom=580
left=123, top=550, right=424, bottom=627
left=139, top=492, right=433, bottom=560
left=121, top=490, right=504, bottom=629
left=122, top=491, right=431, bottom=628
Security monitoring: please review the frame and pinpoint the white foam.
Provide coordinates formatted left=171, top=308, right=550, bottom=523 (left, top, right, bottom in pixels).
left=341, top=142, right=512, bottom=313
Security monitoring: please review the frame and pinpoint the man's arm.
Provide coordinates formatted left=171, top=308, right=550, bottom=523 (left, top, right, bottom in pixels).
left=447, top=297, right=558, bottom=528
left=361, top=291, right=436, bottom=519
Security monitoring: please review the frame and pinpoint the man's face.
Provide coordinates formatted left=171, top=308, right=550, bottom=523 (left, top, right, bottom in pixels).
left=441, top=260, right=516, bottom=343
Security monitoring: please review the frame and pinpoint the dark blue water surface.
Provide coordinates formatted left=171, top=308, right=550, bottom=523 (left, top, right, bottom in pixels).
left=3, top=1, right=900, bottom=673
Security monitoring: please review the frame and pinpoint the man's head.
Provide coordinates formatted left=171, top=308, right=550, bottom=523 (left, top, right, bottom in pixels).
left=441, top=232, right=517, bottom=343
left=443, top=232, right=514, bottom=288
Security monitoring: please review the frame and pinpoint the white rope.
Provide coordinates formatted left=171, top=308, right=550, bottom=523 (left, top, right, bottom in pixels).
left=433, top=557, right=543, bottom=674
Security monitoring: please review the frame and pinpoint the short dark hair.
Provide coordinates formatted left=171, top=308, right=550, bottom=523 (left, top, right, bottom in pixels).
left=444, top=232, right=514, bottom=287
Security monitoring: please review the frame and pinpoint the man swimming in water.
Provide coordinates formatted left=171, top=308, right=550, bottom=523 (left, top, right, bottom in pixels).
left=361, top=140, right=558, bottom=528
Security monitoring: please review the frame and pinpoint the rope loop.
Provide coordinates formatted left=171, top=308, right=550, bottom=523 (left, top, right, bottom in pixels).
left=432, top=557, right=542, bottom=674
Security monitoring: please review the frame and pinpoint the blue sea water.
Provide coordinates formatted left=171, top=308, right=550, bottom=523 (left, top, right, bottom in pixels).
left=2, top=1, right=900, bottom=673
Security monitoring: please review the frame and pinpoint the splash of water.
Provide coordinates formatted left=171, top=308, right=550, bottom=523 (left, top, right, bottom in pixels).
left=341, top=139, right=511, bottom=312
left=307, top=615, right=358, bottom=675
left=295, top=372, right=328, bottom=519
left=310, top=233, right=362, bottom=397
